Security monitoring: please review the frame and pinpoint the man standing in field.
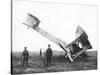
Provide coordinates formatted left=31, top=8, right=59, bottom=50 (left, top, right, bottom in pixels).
left=45, top=44, right=53, bottom=67
left=22, top=47, right=29, bottom=68
left=40, top=48, right=42, bottom=56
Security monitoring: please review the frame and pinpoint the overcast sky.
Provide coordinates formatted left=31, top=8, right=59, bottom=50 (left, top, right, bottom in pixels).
left=12, top=0, right=97, bottom=52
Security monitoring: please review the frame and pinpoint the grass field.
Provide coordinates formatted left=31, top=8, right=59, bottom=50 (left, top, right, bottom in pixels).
left=11, top=51, right=97, bottom=74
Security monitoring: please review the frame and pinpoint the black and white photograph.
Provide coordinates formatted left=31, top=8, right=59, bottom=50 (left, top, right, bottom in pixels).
left=11, top=0, right=98, bottom=74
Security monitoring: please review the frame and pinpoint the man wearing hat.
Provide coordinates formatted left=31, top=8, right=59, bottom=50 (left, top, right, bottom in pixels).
left=45, top=44, right=53, bottom=67
left=22, top=47, right=29, bottom=67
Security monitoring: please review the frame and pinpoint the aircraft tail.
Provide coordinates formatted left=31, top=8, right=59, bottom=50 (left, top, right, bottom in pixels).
left=24, top=13, right=40, bottom=29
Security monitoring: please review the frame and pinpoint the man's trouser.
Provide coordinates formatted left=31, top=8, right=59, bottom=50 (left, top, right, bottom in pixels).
left=46, top=56, right=51, bottom=66
left=23, top=57, right=28, bottom=67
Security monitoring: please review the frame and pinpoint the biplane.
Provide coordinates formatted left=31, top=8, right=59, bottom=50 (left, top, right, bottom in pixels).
left=23, top=13, right=92, bottom=62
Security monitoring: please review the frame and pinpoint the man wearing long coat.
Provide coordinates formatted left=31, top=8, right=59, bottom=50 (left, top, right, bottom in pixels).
left=45, top=44, right=53, bottom=67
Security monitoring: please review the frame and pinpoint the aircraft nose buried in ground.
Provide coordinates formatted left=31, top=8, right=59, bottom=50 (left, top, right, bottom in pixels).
left=23, top=13, right=92, bottom=62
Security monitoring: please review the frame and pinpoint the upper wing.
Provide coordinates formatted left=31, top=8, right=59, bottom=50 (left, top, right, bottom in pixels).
left=76, top=26, right=92, bottom=49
